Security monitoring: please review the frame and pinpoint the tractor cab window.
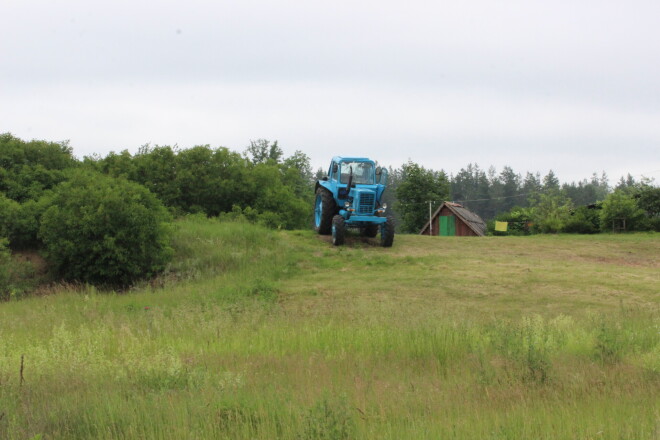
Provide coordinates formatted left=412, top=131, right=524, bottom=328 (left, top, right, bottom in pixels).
left=329, top=162, right=339, bottom=181
left=340, top=161, right=374, bottom=185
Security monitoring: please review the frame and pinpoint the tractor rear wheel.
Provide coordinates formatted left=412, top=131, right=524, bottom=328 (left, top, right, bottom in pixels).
left=361, top=223, right=379, bottom=238
left=314, top=188, right=336, bottom=235
left=380, top=216, right=395, bottom=247
left=332, top=215, right=346, bottom=246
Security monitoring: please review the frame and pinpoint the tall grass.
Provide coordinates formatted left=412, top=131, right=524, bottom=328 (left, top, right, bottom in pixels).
left=0, top=221, right=658, bottom=439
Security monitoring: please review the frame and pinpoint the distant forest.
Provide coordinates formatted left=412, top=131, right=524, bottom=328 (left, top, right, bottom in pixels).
left=358, top=160, right=656, bottom=234
left=380, top=164, right=612, bottom=226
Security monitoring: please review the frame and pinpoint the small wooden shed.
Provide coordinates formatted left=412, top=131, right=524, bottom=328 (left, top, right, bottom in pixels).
left=419, top=202, right=486, bottom=237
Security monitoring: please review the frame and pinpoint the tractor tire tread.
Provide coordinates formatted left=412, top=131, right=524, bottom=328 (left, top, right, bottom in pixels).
left=315, top=187, right=336, bottom=235
left=332, top=215, right=346, bottom=246
left=381, top=215, right=395, bottom=247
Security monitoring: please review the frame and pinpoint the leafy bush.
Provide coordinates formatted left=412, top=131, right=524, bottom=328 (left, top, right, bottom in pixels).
left=532, top=193, right=572, bottom=233
left=0, top=133, right=76, bottom=203
left=0, top=238, right=37, bottom=301
left=491, top=206, right=535, bottom=235
left=0, top=194, right=20, bottom=238
left=0, top=193, right=52, bottom=248
left=563, top=206, right=601, bottom=234
left=39, top=171, right=173, bottom=286
left=86, top=144, right=314, bottom=229
left=636, top=184, right=660, bottom=215
left=600, top=190, right=646, bottom=232
left=636, top=184, right=660, bottom=231
left=301, top=393, right=354, bottom=440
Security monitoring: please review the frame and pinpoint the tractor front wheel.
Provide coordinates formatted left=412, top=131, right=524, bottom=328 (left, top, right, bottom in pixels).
left=314, top=188, right=336, bottom=235
left=332, top=215, right=346, bottom=246
left=380, top=216, right=395, bottom=247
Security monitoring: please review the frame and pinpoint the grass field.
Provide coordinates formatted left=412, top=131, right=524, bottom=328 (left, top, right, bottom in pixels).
left=1, top=217, right=658, bottom=439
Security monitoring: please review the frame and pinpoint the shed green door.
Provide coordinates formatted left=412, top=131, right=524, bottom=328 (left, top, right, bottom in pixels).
left=439, top=215, right=456, bottom=236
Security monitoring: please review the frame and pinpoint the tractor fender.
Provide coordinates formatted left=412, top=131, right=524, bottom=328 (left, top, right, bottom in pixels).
left=315, top=180, right=333, bottom=195
left=376, top=184, right=386, bottom=202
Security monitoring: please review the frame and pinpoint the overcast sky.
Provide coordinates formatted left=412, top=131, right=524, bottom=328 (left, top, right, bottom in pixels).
left=2, top=0, right=659, bottom=183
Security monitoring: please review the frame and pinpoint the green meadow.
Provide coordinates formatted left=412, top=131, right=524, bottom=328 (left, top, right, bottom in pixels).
left=1, top=217, right=658, bottom=439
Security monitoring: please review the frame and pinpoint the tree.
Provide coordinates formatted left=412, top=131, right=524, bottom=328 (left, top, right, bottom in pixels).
left=244, top=139, right=283, bottom=165
left=86, top=149, right=136, bottom=180
left=521, top=172, right=542, bottom=206
left=471, top=167, right=492, bottom=218
left=615, top=174, right=637, bottom=192
left=499, top=166, right=521, bottom=212
left=0, top=194, right=19, bottom=241
left=636, top=183, right=660, bottom=231
left=314, top=167, right=326, bottom=181
left=562, top=172, right=609, bottom=207
left=173, top=145, right=247, bottom=215
left=486, top=166, right=503, bottom=218
left=542, top=170, right=560, bottom=193
left=451, top=164, right=490, bottom=219
left=281, top=150, right=314, bottom=200
left=380, top=166, right=402, bottom=227
left=599, top=190, right=646, bottom=232
left=131, top=145, right=181, bottom=208
left=563, top=206, right=601, bottom=234
left=282, top=151, right=313, bottom=182
left=244, top=163, right=309, bottom=229
left=39, top=171, right=173, bottom=286
left=0, top=133, right=77, bottom=202
left=395, top=161, right=450, bottom=233
left=451, top=164, right=478, bottom=203
left=532, top=192, right=572, bottom=233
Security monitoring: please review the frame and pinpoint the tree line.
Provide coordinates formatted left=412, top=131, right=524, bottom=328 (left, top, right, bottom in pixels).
left=0, top=134, right=314, bottom=292
left=383, top=162, right=658, bottom=234
left=84, top=139, right=314, bottom=228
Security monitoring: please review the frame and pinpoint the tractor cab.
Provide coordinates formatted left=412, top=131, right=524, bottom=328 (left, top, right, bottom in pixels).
left=325, top=157, right=387, bottom=200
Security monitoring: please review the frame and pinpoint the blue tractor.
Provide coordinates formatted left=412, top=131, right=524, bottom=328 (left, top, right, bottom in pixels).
left=314, top=156, right=394, bottom=247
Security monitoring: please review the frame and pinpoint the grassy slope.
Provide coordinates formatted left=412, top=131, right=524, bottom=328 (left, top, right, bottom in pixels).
left=0, top=219, right=658, bottom=439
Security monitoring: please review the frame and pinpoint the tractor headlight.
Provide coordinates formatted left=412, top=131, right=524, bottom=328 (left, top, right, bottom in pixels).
left=344, top=201, right=351, bottom=208
left=382, top=203, right=387, bottom=210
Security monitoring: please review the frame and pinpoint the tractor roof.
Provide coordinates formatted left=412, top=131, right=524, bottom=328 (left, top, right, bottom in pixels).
left=332, top=156, right=373, bottom=163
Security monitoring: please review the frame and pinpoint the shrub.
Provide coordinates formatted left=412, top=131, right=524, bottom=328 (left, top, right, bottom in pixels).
left=0, top=194, right=20, bottom=238
left=39, top=171, right=173, bottom=286
left=1, top=188, right=54, bottom=249
left=491, top=206, right=535, bottom=235
left=0, top=238, right=36, bottom=301
left=0, top=132, right=76, bottom=203
left=594, top=320, right=625, bottom=364
left=636, top=184, right=660, bottom=231
left=563, top=206, right=600, bottom=234
left=600, top=190, right=646, bottom=232
left=301, top=393, right=354, bottom=440
left=532, top=193, right=572, bottom=233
